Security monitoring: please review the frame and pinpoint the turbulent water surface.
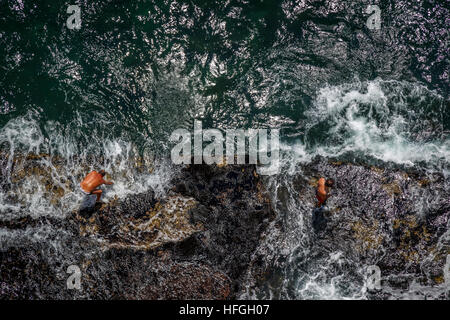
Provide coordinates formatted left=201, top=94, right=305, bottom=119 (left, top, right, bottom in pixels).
left=0, top=0, right=449, bottom=299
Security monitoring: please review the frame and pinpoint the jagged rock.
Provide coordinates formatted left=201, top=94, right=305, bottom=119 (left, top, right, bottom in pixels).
left=244, top=156, right=449, bottom=299
left=1, top=153, right=448, bottom=299
left=170, top=163, right=274, bottom=288
left=0, top=156, right=273, bottom=299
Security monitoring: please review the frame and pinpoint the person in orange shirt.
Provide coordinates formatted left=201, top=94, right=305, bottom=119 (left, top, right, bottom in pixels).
left=80, top=170, right=114, bottom=203
left=316, top=177, right=334, bottom=207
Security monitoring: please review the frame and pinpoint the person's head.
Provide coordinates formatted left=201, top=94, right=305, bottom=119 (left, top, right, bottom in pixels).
left=326, top=178, right=334, bottom=187
left=98, top=169, right=106, bottom=176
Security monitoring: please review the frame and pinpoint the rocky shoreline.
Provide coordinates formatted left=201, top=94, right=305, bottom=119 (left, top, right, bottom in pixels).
left=242, top=157, right=449, bottom=299
left=0, top=154, right=449, bottom=299
left=0, top=160, right=274, bottom=299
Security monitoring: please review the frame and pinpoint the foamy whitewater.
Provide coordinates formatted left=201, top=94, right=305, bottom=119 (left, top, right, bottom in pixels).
left=0, top=113, right=175, bottom=219
left=1, top=79, right=448, bottom=300
left=284, top=79, right=448, bottom=171
left=238, top=80, right=449, bottom=300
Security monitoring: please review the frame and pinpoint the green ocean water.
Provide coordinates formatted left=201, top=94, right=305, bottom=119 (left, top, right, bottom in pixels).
left=1, top=0, right=448, bottom=149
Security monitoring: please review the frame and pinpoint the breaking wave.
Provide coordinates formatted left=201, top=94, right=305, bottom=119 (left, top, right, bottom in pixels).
left=0, top=113, right=175, bottom=219
left=282, top=79, right=448, bottom=174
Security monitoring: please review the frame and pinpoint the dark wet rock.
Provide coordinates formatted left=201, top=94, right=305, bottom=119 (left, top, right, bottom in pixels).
left=0, top=160, right=273, bottom=299
left=170, top=163, right=274, bottom=285
left=0, top=247, right=59, bottom=299
left=244, top=156, right=449, bottom=299
left=1, top=153, right=448, bottom=299
left=134, top=262, right=231, bottom=300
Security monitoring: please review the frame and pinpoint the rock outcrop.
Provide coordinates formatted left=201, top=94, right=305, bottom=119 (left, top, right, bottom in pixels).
left=1, top=154, right=448, bottom=299
left=0, top=160, right=274, bottom=299
left=243, top=156, right=449, bottom=299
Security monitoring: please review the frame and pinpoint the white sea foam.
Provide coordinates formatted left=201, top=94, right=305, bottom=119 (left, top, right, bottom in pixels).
left=0, top=113, right=175, bottom=219
left=280, top=79, right=448, bottom=170
left=240, top=79, right=449, bottom=300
